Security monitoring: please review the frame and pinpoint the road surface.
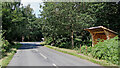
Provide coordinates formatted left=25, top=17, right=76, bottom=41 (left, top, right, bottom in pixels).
left=8, top=42, right=102, bottom=67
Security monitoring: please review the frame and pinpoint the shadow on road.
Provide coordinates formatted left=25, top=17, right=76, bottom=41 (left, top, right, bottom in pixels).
left=18, top=43, right=42, bottom=50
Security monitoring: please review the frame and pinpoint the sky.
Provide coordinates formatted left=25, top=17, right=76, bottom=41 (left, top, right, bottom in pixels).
left=21, top=0, right=44, bottom=18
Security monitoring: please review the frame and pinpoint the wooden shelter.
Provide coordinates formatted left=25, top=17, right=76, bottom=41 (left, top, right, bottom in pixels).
left=85, top=26, right=117, bottom=47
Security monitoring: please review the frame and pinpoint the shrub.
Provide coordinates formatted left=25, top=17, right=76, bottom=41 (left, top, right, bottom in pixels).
left=58, top=42, right=72, bottom=49
left=78, top=36, right=119, bottom=65
left=45, top=37, right=53, bottom=45
left=0, top=34, right=12, bottom=58
left=90, top=36, right=119, bottom=65
left=81, top=45, right=87, bottom=55
left=59, top=42, right=66, bottom=48
left=87, top=46, right=92, bottom=53
left=1, top=40, right=11, bottom=57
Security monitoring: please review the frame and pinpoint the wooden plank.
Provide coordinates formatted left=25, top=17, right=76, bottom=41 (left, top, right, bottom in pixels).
left=93, top=31, right=105, bottom=34
left=104, top=29, right=110, bottom=40
left=88, top=30, right=95, bottom=47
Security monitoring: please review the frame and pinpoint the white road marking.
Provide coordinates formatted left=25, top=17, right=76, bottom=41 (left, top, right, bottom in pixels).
left=35, top=49, right=38, bottom=52
left=39, top=53, right=47, bottom=59
left=52, top=63, right=57, bottom=66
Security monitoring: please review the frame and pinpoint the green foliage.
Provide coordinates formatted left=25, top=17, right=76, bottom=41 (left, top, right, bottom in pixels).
left=1, top=53, right=14, bottom=67
left=45, top=37, right=53, bottom=45
left=46, top=45, right=117, bottom=66
left=40, top=2, right=120, bottom=49
left=0, top=34, right=10, bottom=58
left=2, top=2, right=42, bottom=42
left=81, top=45, right=87, bottom=55
left=58, top=42, right=72, bottom=49
left=1, top=2, right=120, bottom=66
left=91, top=36, right=119, bottom=64
left=2, top=40, right=10, bottom=52
left=87, top=46, right=92, bottom=54
left=59, top=42, right=66, bottom=48
left=1, top=43, right=22, bottom=67
left=79, top=36, right=119, bottom=65
left=40, top=2, right=94, bottom=48
left=0, top=33, right=22, bottom=59
left=40, top=3, right=120, bottom=65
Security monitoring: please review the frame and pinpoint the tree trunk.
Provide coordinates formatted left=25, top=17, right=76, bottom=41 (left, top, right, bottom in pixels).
left=71, top=31, right=74, bottom=49
left=22, top=36, right=24, bottom=42
left=71, top=24, right=74, bottom=49
left=51, top=36, right=55, bottom=46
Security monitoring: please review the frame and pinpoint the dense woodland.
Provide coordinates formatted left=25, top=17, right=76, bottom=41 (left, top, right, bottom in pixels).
left=40, top=2, right=120, bottom=48
left=0, top=2, right=120, bottom=65
left=2, top=2, right=43, bottom=42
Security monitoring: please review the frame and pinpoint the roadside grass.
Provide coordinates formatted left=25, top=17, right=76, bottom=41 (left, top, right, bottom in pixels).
left=1, top=52, right=15, bottom=68
left=45, top=45, right=118, bottom=67
left=0, top=43, right=22, bottom=67
left=40, top=41, right=46, bottom=46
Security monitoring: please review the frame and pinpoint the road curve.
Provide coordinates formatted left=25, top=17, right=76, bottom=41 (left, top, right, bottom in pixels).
left=8, top=42, right=101, bottom=67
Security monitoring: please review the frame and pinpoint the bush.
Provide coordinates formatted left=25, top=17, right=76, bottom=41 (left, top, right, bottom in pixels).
left=87, top=46, right=92, bottom=53
left=78, top=36, right=119, bottom=65
left=45, top=37, right=53, bottom=45
left=90, top=36, right=119, bottom=65
left=59, top=42, right=66, bottom=48
left=81, top=45, right=87, bottom=55
left=0, top=34, right=14, bottom=58
left=58, top=42, right=72, bottom=49
left=1, top=39, right=11, bottom=57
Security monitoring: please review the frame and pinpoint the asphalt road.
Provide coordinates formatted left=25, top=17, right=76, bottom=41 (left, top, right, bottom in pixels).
left=8, top=42, right=102, bottom=67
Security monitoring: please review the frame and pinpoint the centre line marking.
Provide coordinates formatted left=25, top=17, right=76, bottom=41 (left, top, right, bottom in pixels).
left=52, top=63, right=57, bottom=66
left=39, top=53, right=47, bottom=59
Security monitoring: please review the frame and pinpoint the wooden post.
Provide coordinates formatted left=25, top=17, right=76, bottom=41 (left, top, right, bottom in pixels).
left=92, top=35, right=94, bottom=47
left=80, top=44, right=81, bottom=53
left=88, top=30, right=95, bottom=47
left=103, top=30, right=110, bottom=40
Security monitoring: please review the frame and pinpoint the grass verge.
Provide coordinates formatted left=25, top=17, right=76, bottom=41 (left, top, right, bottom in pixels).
left=0, top=43, right=22, bottom=68
left=45, top=45, right=118, bottom=67
left=1, top=52, right=15, bottom=68
left=40, top=41, right=46, bottom=46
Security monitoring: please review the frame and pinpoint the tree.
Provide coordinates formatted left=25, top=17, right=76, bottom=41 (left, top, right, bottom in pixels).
left=2, top=2, right=39, bottom=42
left=39, top=2, right=120, bottom=48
